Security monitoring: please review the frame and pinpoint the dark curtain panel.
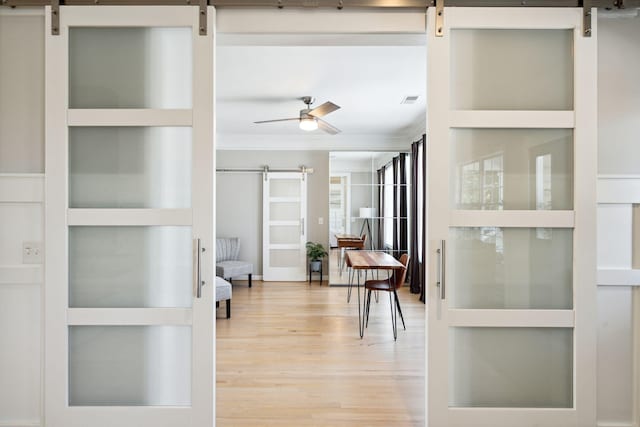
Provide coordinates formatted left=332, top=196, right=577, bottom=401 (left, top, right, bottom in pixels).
left=410, top=139, right=422, bottom=295
left=377, top=167, right=385, bottom=251
left=398, top=153, right=408, bottom=262
left=392, top=156, right=399, bottom=257
left=419, top=134, right=427, bottom=303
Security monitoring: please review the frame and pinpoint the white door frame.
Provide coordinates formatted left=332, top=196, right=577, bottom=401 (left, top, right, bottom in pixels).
left=44, top=6, right=215, bottom=426
left=426, top=7, right=597, bottom=427
left=262, top=171, right=308, bottom=282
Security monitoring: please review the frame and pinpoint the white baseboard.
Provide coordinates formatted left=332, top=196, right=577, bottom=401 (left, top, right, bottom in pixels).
left=0, top=421, right=40, bottom=427
left=597, top=422, right=636, bottom=427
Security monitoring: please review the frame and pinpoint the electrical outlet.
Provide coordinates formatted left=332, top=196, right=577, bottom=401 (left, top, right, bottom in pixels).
left=23, top=241, right=43, bottom=264
left=318, top=217, right=324, bottom=225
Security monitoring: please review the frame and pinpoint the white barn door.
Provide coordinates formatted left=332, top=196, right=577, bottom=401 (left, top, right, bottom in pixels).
left=263, top=172, right=308, bottom=281
left=426, top=7, right=597, bottom=427
left=45, top=6, right=215, bottom=427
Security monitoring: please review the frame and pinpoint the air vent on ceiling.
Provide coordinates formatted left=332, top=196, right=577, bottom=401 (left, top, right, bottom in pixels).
left=401, top=95, right=420, bottom=104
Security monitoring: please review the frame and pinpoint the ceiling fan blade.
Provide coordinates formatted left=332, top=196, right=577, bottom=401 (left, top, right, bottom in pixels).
left=317, top=118, right=341, bottom=135
left=308, top=102, right=340, bottom=118
left=254, top=118, right=299, bottom=124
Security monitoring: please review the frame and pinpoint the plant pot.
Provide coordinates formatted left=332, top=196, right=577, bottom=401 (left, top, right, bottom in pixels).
left=310, top=260, right=322, bottom=272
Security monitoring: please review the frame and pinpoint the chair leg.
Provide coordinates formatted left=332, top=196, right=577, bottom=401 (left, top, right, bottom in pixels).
left=216, top=301, right=220, bottom=308
left=248, top=274, right=252, bottom=288
left=365, top=289, right=372, bottom=328
left=389, top=292, right=397, bottom=341
left=347, top=267, right=353, bottom=303
left=394, top=290, right=406, bottom=330
left=226, top=299, right=231, bottom=318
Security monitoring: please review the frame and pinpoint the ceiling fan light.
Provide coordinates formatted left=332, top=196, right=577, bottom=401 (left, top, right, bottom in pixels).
left=299, top=117, right=318, bottom=131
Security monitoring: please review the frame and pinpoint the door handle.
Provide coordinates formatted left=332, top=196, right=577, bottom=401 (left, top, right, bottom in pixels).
left=436, top=239, right=446, bottom=300
left=194, top=238, right=205, bottom=298
left=301, top=218, right=305, bottom=236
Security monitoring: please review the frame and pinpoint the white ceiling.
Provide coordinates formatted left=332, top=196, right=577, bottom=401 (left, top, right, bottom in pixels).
left=216, top=34, right=426, bottom=150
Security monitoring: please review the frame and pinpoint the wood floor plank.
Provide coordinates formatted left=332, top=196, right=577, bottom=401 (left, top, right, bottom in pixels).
left=216, top=281, right=425, bottom=426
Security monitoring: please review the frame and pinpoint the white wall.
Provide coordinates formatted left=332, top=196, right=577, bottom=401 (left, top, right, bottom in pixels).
left=216, top=150, right=330, bottom=276
left=0, top=11, right=44, bottom=426
left=598, top=14, right=640, bottom=175
left=596, top=13, right=640, bottom=427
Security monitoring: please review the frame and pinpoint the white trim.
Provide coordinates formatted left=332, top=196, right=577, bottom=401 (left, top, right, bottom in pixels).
left=0, top=421, right=41, bottom=427
left=449, top=110, right=575, bottom=129
left=634, top=288, right=640, bottom=427
left=447, top=7, right=581, bottom=30
left=0, top=265, right=43, bottom=285
left=446, top=409, right=577, bottom=425
left=269, top=220, right=300, bottom=226
left=269, top=197, right=301, bottom=203
left=67, top=209, right=192, bottom=226
left=216, top=133, right=411, bottom=151
left=67, top=109, right=192, bottom=127
left=0, top=175, right=44, bottom=203
left=67, top=309, right=193, bottom=325
left=448, top=309, right=574, bottom=328
left=0, top=7, right=44, bottom=16
left=216, top=8, right=426, bottom=34
left=60, top=5, right=195, bottom=27
left=573, top=10, right=599, bottom=426
left=449, top=210, right=575, bottom=228
left=56, top=408, right=190, bottom=427
left=597, top=269, right=640, bottom=287
left=597, top=423, right=636, bottom=427
left=598, top=176, right=640, bottom=204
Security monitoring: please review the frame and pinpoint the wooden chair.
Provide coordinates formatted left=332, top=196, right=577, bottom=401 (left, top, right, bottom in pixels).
left=363, top=254, right=409, bottom=340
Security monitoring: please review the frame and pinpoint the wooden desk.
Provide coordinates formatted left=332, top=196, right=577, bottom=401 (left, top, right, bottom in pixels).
left=346, top=251, right=405, bottom=338
left=335, top=234, right=365, bottom=274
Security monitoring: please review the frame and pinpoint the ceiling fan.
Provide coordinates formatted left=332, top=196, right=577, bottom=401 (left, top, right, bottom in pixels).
left=254, top=96, right=341, bottom=134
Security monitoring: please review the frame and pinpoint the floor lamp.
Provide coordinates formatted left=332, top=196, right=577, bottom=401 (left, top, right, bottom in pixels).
left=358, top=207, right=376, bottom=250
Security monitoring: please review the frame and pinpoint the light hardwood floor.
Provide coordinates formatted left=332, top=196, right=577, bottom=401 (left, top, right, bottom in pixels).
left=216, top=280, right=425, bottom=427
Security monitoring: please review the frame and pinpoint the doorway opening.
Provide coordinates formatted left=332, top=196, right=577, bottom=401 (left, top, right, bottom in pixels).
left=214, top=12, right=427, bottom=426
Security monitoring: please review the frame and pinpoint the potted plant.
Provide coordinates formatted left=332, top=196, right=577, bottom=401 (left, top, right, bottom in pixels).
left=306, top=241, right=328, bottom=272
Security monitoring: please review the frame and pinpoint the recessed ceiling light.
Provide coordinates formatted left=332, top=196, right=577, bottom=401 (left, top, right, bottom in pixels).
left=401, top=95, right=420, bottom=104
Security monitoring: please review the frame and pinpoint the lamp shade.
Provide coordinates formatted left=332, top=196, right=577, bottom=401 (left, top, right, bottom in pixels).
left=359, top=207, right=376, bottom=218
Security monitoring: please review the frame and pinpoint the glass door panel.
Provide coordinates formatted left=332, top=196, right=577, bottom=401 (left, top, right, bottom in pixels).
left=270, top=202, right=300, bottom=221
left=69, top=226, right=193, bottom=308
left=451, top=129, right=573, bottom=210
left=69, top=325, right=191, bottom=406
left=269, top=249, right=302, bottom=268
left=69, top=127, right=192, bottom=209
left=451, top=29, right=573, bottom=110
left=269, top=178, right=301, bottom=198
left=450, top=327, right=573, bottom=408
left=269, top=225, right=301, bottom=245
left=449, top=227, right=573, bottom=309
left=69, top=27, right=192, bottom=109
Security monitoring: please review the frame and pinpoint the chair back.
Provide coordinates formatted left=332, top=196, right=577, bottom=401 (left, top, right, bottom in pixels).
left=392, top=254, right=410, bottom=290
left=216, top=237, right=241, bottom=262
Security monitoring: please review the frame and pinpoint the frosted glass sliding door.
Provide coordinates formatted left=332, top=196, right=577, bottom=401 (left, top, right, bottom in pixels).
left=426, top=7, right=597, bottom=427
left=263, top=172, right=307, bottom=281
left=45, top=6, right=214, bottom=427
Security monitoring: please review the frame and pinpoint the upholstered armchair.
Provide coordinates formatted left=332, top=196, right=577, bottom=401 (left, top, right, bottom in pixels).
left=216, top=237, right=253, bottom=287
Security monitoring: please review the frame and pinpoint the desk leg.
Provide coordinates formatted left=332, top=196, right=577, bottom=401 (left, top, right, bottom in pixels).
left=357, top=270, right=364, bottom=338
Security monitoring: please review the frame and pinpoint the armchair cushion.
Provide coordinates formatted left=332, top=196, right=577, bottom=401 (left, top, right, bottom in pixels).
left=216, top=260, right=253, bottom=278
